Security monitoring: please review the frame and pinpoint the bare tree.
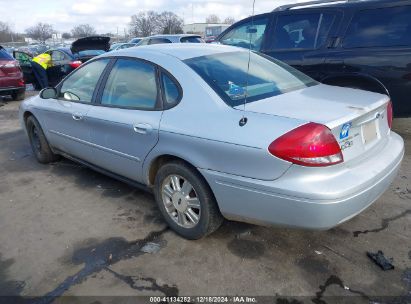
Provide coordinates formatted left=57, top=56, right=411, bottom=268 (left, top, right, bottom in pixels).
left=0, top=21, right=12, bottom=42
left=158, top=12, right=183, bottom=34
left=25, top=23, right=54, bottom=42
left=130, top=11, right=160, bottom=37
left=223, top=17, right=236, bottom=25
left=71, top=24, right=96, bottom=38
left=206, top=14, right=221, bottom=24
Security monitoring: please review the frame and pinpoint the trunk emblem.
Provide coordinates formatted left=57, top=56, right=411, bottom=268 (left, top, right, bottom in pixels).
left=340, top=122, right=352, bottom=139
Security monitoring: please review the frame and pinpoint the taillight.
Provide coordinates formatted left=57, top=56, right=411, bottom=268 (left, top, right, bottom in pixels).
left=18, top=79, right=25, bottom=87
left=386, top=101, right=393, bottom=129
left=69, top=60, right=82, bottom=69
left=268, top=122, right=343, bottom=167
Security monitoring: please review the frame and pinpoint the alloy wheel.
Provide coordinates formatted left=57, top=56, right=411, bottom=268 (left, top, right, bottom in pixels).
left=161, top=175, right=201, bottom=228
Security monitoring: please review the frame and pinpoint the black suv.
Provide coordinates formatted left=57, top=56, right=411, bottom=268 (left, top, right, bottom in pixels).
left=216, top=0, right=411, bottom=117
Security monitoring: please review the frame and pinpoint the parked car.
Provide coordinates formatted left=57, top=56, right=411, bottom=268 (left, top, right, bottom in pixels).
left=204, top=36, right=216, bottom=43
left=109, top=43, right=137, bottom=52
left=129, top=37, right=143, bottom=44
left=216, top=0, right=411, bottom=117
left=14, top=36, right=109, bottom=89
left=19, top=44, right=404, bottom=239
left=0, top=46, right=25, bottom=100
left=136, top=34, right=205, bottom=46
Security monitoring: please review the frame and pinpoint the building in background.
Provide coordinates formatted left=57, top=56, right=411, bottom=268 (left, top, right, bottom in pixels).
left=183, top=23, right=230, bottom=42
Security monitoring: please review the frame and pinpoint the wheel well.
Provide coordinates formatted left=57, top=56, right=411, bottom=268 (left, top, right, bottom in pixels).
left=322, top=76, right=389, bottom=96
left=148, top=155, right=197, bottom=186
left=23, top=111, right=34, bottom=125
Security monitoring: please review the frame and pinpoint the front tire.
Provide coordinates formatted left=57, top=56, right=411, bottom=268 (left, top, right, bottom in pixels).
left=154, top=161, right=223, bottom=239
left=26, top=116, right=60, bottom=164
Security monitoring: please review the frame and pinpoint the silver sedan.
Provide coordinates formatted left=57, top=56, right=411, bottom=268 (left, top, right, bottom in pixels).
left=19, top=44, right=404, bottom=239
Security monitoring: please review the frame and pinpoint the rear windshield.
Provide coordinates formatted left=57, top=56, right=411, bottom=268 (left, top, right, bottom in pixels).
left=184, top=51, right=317, bottom=106
left=180, top=36, right=204, bottom=43
left=77, top=50, right=105, bottom=57
left=0, top=48, right=13, bottom=60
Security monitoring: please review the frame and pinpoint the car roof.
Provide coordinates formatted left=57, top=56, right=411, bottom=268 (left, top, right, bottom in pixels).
left=100, top=43, right=246, bottom=61
left=273, top=0, right=411, bottom=11
left=144, top=34, right=202, bottom=43
left=149, top=34, right=201, bottom=39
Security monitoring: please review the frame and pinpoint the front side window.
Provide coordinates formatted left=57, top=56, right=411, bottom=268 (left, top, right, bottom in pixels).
left=185, top=51, right=317, bottom=107
left=101, top=59, right=158, bottom=109
left=60, top=59, right=109, bottom=102
left=219, top=17, right=268, bottom=51
left=343, top=6, right=411, bottom=48
left=269, top=13, right=335, bottom=50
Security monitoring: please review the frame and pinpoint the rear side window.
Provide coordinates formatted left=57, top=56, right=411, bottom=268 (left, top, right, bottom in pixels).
left=219, top=17, right=268, bottom=51
left=343, top=6, right=411, bottom=48
left=0, top=48, right=12, bottom=60
left=149, top=38, right=172, bottom=45
left=60, top=59, right=109, bottom=103
left=101, top=59, right=158, bottom=109
left=180, top=36, right=204, bottom=43
left=161, top=72, right=181, bottom=108
left=269, top=13, right=335, bottom=50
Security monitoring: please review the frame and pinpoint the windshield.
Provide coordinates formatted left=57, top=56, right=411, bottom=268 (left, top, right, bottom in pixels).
left=184, top=51, right=318, bottom=107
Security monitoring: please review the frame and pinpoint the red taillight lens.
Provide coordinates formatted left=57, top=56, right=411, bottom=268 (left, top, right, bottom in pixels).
left=268, top=122, right=343, bottom=167
left=18, top=79, right=25, bottom=87
left=386, top=101, right=393, bottom=129
left=69, top=60, right=82, bottom=69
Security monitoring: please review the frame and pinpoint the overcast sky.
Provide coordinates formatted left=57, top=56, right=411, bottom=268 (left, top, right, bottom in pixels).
left=0, top=0, right=303, bottom=34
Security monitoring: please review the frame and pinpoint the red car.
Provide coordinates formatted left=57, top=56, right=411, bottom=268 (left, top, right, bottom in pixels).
left=0, top=46, right=25, bottom=100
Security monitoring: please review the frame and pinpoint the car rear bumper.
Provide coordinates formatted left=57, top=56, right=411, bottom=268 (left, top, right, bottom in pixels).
left=0, top=86, right=25, bottom=96
left=199, top=132, right=404, bottom=229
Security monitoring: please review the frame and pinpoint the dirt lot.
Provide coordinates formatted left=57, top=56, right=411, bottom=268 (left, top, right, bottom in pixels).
left=0, top=94, right=410, bottom=303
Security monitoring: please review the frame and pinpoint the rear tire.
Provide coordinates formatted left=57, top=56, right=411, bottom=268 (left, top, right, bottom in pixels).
left=26, top=116, right=60, bottom=164
left=154, top=161, right=223, bottom=239
left=12, top=91, right=25, bottom=101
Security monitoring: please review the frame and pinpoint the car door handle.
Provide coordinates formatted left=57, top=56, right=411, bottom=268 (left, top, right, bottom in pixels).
left=72, top=113, right=83, bottom=121
left=133, top=123, right=152, bottom=134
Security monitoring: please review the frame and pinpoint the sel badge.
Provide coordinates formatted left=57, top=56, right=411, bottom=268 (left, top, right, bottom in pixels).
left=340, top=123, right=352, bottom=139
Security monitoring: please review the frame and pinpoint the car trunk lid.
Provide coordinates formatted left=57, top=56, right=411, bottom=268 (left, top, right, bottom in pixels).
left=0, top=47, right=20, bottom=78
left=235, top=84, right=391, bottom=163
left=70, top=36, right=110, bottom=54
left=0, top=59, right=21, bottom=77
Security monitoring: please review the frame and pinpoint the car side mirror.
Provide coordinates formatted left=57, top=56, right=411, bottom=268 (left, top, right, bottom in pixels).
left=40, top=87, right=58, bottom=99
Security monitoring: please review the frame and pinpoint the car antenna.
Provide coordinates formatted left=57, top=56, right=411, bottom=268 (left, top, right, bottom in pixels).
left=239, top=0, right=256, bottom=127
